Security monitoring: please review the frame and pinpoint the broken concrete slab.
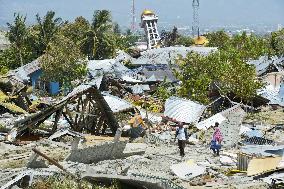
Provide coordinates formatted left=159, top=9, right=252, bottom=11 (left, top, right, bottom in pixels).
left=65, top=141, right=128, bottom=164
left=219, top=105, right=246, bottom=147
left=220, top=155, right=236, bottom=166
left=170, top=160, right=206, bottom=181
left=26, top=153, right=48, bottom=169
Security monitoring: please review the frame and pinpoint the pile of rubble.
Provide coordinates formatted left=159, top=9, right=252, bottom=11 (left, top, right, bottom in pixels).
left=1, top=48, right=284, bottom=189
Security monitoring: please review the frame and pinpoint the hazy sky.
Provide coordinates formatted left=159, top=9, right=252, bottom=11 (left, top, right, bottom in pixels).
left=0, top=0, right=283, bottom=28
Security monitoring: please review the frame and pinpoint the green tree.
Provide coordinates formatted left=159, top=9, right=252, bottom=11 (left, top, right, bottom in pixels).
left=113, top=22, right=121, bottom=35
left=81, top=10, right=115, bottom=60
left=175, top=35, right=194, bottom=47
left=0, top=46, right=34, bottom=74
left=61, top=16, right=90, bottom=45
left=175, top=50, right=263, bottom=104
left=92, top=10, right=116, bottom=59
left=230, top=32, right=270, bottom=60
left=36, top=11, right=63, bottom=54
left=205, top=30, right=230, bottom=50
left=161, top=27, right=194, bottom=47
left=39, top=34, right=87, bottom=88
left=270, top=29, right=284, bottom=56
left=6, top=13, right=28, bottom=66
left=81, top=30, right=95, bottom=60
left=154, top=77, right=173, bottom=101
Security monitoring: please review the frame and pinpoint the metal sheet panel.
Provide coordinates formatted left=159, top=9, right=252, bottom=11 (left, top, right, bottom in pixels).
left=102, top=92, right=133, bottom=113
left=164, top=97, right=205, bottom=123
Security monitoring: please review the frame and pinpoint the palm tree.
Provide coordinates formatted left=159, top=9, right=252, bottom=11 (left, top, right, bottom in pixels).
left=92, top=10, right=112, bottom=33
left=36, top=11, right=62, bottom=54
left=7, top=13, right=27, bottom=66
left=81, top=10, right=115, bottom=60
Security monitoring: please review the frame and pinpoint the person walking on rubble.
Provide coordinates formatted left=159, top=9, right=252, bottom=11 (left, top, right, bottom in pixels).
left=210, top=122, right=223, bottom=156
left=175, top=122, right=189, bottom=157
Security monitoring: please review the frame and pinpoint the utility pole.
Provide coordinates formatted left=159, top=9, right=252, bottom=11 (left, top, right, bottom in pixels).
left=192, top=0, right=200, bottom=37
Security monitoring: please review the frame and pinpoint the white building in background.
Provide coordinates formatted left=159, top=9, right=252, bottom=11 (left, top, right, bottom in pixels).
left=140, top=10, right=161, bottom=50
left=278, top=24, right=283, bottom=31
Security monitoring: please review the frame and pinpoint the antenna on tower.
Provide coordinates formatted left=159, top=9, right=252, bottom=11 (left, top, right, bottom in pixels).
left=131, top=0, right=136, bottom=33
left=192, top=0, right=200, bottom=37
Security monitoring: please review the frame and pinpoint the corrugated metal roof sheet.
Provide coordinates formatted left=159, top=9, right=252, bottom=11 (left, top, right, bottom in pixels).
left=196, top=113, right=226, bottom=130
left=132, top=46, right=218, bottom=65
left=8, top=59, right=41, bottom=82
left=164, top=97, right=206, bottom=123
left=257, top=84, right=284, bottom=106
left=87, top=59, right=129, bottom=76
left=61, top=77, right=103, bottom=102
left=247, top=56, right=284, bottom=76
left=130, top=84, right=150, bottom=94
left=101, top=92, right=133, bottom=113
left=247, top=56, right=273, bottom=76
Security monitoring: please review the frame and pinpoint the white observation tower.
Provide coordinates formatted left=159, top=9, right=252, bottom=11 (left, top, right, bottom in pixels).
left=140, top=10, right=161, bottom=50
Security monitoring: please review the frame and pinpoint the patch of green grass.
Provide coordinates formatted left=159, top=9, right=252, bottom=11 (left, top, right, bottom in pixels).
left=29, top=175, right=121, bottom=189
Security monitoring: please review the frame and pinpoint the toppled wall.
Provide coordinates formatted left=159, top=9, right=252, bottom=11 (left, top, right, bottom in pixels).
left=220, top=105, right=246, bottom=147
left=66, top=141, right=127, bottom=164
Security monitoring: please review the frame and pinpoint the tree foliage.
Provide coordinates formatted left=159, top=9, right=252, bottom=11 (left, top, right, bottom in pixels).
left=205, top=30, right=230, bottom=50
left=161, top=27, right=194, bottom=47
left=175, top=50, right=263, bottom=104
left=61, top=16, right=90, bottom=45
left=6, top=13, right=28, bottom=66
left=270, top=29, right=284, bottom=56
left=206, top=31, right=271, bottom=60
left=39, top=34, right=87, bottom=87
left=35, top=11, right=63, bottom=55
left=154, top=78, right=174, bottom=101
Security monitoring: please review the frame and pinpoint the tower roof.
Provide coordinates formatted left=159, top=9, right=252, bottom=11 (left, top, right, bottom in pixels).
left=141, top=10, right=155, bottom=18
left=194, top=36, right=209, bottom=46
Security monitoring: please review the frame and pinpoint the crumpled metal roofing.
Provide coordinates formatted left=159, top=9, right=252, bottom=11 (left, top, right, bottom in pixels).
left=8, top=59, right=41, bottom=82
left=196, top=113, right=226, bottom=130
left=257, top=84, right=284, bottom=106
left=48, top=129, right=84, bottom=140
left=122, top=75, right=143, bottom=83
left=87, top=59, right=129, bottom=77
left=132, top=46, right=218, bottom=65
left=101, top=92, right=133, bottom=113
left=130, top=84, right=150, bottom=94
left=164, top=97, right=206, bottom=123
left=247, top=56, right=284, bottom=76
left=61, top=77, right=103, bottom=102
left=241, top=145, right=284, bottom=157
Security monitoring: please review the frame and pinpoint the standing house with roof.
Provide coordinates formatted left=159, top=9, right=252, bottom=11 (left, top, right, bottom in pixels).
left=8, top=59, right=60, bottom=95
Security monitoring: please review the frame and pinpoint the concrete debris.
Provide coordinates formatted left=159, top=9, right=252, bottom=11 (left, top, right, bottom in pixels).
left=170, top=160, right=206, bottom=180
left=0, top=169, right=55, bottom=189
left=219, top=155, right=236, bottom=166
left=2, top=43, right=284, bottom=189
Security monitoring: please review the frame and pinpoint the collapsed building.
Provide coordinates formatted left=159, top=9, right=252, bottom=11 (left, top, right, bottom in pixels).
left=2, top=14, right=284, bottom=189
